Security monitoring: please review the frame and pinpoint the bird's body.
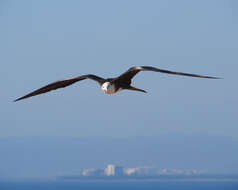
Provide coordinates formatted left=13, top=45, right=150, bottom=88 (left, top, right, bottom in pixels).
left=14, top=66, right=220, bottom=102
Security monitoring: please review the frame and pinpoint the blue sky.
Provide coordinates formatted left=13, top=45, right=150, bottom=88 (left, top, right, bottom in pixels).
left=0, top=0, right=237, bottom=139
left=1, top=0, right=238, bottom=179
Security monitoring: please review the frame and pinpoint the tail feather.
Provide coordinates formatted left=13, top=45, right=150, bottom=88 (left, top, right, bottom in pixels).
left=127, top=86, right=147, bottom=93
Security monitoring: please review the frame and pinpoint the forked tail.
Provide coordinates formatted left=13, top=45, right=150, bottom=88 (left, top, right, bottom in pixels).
left=127, top=86, right=147, bottom=93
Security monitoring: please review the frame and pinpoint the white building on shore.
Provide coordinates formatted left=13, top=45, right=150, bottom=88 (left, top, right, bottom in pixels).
left=104, top=164, right=124, bottom=176
left=104, top=164, right=115, bottom=176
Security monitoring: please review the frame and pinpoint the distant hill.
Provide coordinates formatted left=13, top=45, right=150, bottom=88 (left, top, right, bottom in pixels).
left=0, top=134, right=237, bottom=179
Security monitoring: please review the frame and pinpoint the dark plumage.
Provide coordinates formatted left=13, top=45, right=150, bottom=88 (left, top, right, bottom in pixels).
left=14, top=66, right=220, bottom=102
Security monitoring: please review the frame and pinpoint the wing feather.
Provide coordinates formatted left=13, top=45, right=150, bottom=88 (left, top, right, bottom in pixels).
left=116, top=66, right=220, bottom=83
left=14, top=74, right=104, bottom=102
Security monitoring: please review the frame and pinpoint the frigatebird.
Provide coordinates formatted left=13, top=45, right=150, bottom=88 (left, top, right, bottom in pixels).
left=14, top=66, right=220, bottom=102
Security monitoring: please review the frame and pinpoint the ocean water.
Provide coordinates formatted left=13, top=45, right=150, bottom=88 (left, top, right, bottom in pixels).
left=0, top=181, right=238, bottom=190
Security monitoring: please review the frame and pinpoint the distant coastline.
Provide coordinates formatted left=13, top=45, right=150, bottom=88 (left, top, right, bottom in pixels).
left=57, top=174, right=238, bottom=182
left=57, top=164, right=238, bottom=182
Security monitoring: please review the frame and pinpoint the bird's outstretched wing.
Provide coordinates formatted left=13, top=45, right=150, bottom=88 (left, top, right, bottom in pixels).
left=116, top=66, right=221, bottom=82
left=14, top=74, right=105, bottom=102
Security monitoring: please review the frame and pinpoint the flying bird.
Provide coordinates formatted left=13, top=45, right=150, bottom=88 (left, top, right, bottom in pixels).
left=14, top=66, right=220, bottom=102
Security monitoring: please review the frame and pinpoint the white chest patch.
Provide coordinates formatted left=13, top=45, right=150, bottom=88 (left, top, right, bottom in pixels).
left=101, top=82, right=117, bottom=94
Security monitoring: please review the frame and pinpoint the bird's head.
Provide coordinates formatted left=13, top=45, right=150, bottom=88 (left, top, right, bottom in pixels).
left=101, top=82, right=111, bottom=93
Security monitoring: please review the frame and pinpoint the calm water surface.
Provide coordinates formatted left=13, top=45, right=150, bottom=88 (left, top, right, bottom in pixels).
left=0, top=181, right=238, bottom=190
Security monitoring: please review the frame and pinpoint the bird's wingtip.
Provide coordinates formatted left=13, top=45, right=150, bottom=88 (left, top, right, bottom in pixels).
left=13, top=97, right=24, bottom=102
left=211, top=77, right=223, bottom=79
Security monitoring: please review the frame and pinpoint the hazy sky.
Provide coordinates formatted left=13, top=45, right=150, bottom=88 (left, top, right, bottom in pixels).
left=1, top=0, right=238, bottom=138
